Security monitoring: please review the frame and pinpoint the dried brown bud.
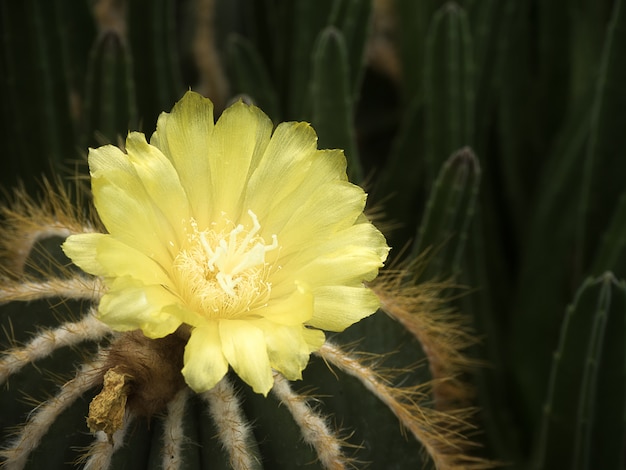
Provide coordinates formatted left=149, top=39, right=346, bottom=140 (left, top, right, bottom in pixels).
left=87, top=366, right=129, bottom=442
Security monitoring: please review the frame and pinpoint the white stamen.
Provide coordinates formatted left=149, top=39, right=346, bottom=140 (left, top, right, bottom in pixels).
left=198, top=210, right=278, bottom=298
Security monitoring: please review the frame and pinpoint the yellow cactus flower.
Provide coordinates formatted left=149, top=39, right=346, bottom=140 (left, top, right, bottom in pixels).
left=63, top=91, right=389, bottom=395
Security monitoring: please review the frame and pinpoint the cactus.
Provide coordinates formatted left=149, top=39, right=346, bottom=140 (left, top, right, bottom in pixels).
left=2, top=0, right=626, bottom=469
left=532, top=273, right=626, bottom=470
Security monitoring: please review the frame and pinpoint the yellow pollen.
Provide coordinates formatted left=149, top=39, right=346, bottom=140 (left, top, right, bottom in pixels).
left=173, top=210, right=278, bottom=318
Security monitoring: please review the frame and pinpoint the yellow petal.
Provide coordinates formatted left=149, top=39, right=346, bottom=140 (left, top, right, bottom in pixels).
left=317, top=221, right=390, bottom=264
left=219, top=319, right=273, bottom=395
left=255, top=319, right=323, bottom=381
left=249, top=148, right=349, bottom=241
left=63, top=233, right=172, bottom=286
left=244, top=122, right=320, bottom=224
left=89, top=146, right=177, bottom=266
left=296, top=248, right=383, bottom=286
left=270, top=224, right=388, bottom=294
left=270, top=181, right=366, bottom=255
left=163, top=303, right=209, bottom=329
left=256, top=281, right=314, bottom=326
left=150, top=91, right=214, bottom=228
left=95, top=236, right=172, bottom=286
left=205, top=101, right=272, bottom=224
left=88, top=143, right=135, bottom=176
left=182, top=323, right=229, bottom=393
left=308, top=285, right=381, bottom=332
left=62, top=233, right=107, bottom=276
left=302, top=327, right=326, bottom=352
left=98, top=279, right=181, bottom=337
left=125, top=132, right=190, bottom=237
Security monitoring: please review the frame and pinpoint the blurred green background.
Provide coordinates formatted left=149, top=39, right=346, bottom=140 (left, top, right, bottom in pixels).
left=1, top=0, right=626, bottom=468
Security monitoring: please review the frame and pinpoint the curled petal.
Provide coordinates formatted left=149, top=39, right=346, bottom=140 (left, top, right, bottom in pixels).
left=98, top=279, right=181, bottom=338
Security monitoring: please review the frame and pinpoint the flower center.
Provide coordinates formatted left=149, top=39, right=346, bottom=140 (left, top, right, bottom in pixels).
left=173, top=210, right=278, bottom=319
